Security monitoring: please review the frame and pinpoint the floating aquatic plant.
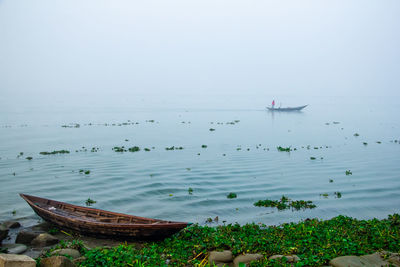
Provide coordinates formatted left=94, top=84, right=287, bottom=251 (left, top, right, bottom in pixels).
left=354, top=133, right=360, bottom=137
left=144, top=148, right=151, bottom=151
left=334, top=192, right=342, bottom=198
left=345, top=170, right=352, bottom=175
left=165, top=146, right=184, bottom=150
left=188, top=188, right=193, bottom=195
left=277, top=146, right=291, bottom=152
left=128, top=146, right=140, bottom=152
left=290, top=200, right=317, bottom=210
left=205, top=216, right=219, bottom=223
left=26, top=157, right=33, bottom=160
left=254, top=195, right=316, bottom=210
left=85, top=198, right=96, bottom=206
left=209, top=128, right=215, bottom=131
left=61, top=123, right=80, bottom=128
left=329, top=179, right=334, bottom=183
left=310, top=157, right=316, bottom=160
left=79, top=169, right=90, bottom=175
left=227, top=192, right=237, bottom=199
left=40, top=150, right=70, bottom=155
left=113, top=146, right=125, bottom=152
left=201, top=145, right=207, bottom=148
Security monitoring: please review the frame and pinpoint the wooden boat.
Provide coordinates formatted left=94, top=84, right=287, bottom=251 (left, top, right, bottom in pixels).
left=266, top=105, right=308, bottom=111
left=20, top=194, right=190, bottom=239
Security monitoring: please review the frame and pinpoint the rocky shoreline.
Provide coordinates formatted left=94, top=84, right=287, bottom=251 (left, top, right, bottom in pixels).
left=0, top=219, right=139, bottom=266
left=1, top=216, right=400, bottom=266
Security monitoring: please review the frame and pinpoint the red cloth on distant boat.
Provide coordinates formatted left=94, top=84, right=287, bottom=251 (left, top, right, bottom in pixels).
left=272, top=100, right=275, bottom=106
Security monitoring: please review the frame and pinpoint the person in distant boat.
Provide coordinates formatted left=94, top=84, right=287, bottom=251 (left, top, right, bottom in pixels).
left=272, top=100, right=275, bottom=108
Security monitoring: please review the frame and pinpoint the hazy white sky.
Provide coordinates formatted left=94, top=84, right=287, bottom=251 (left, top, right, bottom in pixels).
left=1, top=0, right=399, bottom=101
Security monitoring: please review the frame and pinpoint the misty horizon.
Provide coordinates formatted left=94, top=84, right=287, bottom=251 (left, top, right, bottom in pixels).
left=1, top=0, right=399, bottom=105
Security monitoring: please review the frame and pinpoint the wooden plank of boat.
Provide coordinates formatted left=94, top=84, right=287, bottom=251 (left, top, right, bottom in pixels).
left=266, top=105, right=308, bottom=111
left=20, top=193, right=190, bottom=239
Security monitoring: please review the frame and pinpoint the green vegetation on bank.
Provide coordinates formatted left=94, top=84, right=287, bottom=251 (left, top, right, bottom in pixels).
left=47, top=214, right=400, bottom=266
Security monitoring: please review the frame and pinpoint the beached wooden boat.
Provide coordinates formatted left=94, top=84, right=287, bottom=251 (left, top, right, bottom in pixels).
left=266, top=105, right=308, bottom=111
left=20, top=194, right=190, bottom=239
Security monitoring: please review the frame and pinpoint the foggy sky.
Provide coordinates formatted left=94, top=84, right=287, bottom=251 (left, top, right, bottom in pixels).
left=1, top=0, right=399, bottom=101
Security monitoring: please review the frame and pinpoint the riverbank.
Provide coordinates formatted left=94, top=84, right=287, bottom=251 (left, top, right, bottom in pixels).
left=1, top=213, right=400, bottom=266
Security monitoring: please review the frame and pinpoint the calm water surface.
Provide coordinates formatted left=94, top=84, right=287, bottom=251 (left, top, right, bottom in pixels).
left=0, top=95, right=399, bottom=226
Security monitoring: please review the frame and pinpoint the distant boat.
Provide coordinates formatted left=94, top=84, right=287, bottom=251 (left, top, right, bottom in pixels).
left=266, top=105, right=308, bottom=112
left=20, top=194, right=190, bottom=239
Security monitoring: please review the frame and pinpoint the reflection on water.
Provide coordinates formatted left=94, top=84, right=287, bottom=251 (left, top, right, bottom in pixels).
left=0, top=96, right=399, bottom=225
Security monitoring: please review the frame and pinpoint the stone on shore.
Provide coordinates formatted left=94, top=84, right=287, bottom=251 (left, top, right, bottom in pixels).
left=0, top=253, right=36, bottom=267
left=15, top=231, right=39, bottom=245
left=209, top=250, right=233, bottom=265
left=40, top=256, right=76, bottom=267
left=0, top=244, right=27, bottom=254
left=0, top=225, right=8, bottom=243
left=330, top=251, right=400, bottom=267
left=31, top=233, right=59, bottom=247
left=51, top=248, right=81, bottom=259
left=1, top=221, right=21, bottom=230
left=233, top=253, right=263, bottom=267
left=385, top=251, right=400, bottom=266
left=268, top=254, right=300, bottom=262
left=72, top=256, right=86, bottom=265
left=2, top=221, right=21, bottom=229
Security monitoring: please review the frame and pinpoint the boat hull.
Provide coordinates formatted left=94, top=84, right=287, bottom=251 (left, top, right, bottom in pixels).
left=20, top=194, right=189, bottom=239
left=267, top=105, right=308, bottom=111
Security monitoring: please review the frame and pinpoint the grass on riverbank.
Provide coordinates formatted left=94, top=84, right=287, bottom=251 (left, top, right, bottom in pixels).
left=45, top=214, right=400, bottom=266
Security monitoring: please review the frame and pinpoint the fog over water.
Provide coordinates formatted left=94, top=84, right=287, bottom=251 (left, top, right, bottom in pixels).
left=1, top=0, right=400, bottom=106
left=0, top=1, right=399, bottom=225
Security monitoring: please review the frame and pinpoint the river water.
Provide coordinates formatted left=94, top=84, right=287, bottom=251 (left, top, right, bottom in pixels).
left=0, top=94, right=399, bottom=226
